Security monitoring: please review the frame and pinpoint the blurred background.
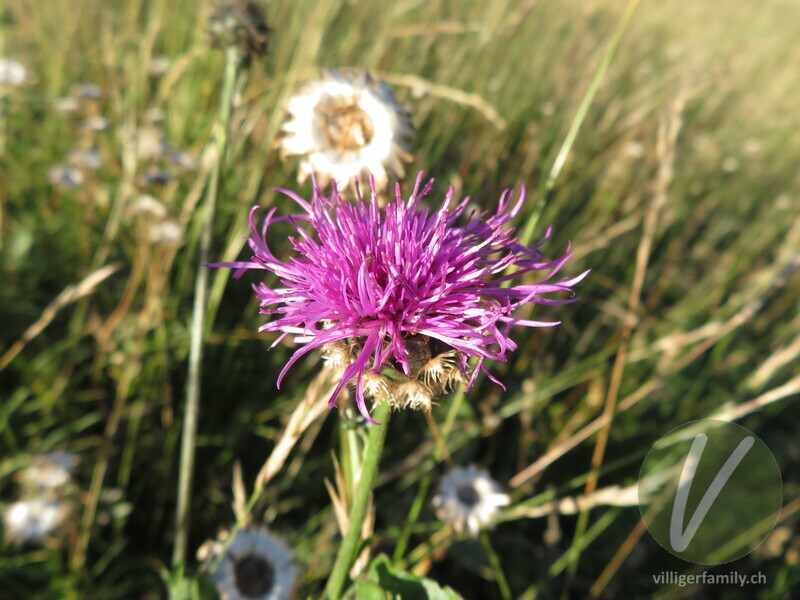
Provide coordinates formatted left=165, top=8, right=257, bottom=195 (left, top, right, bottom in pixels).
left=1, top=0, right=799, bottom=598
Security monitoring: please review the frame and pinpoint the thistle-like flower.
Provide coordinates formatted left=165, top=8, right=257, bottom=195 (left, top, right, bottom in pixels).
left=212, top=173, right=586, bottom=423
left=433, top=465, right=510, bottom=537
left=278, top=70, right=413, bottom=192
left=198, top=526, right=297, bottom=600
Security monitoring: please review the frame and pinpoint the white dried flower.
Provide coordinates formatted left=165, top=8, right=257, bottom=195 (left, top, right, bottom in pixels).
left=2, top=498, right=73, bottom=545
left=129, top=194, right=169, bottom=219
left=17, top=451, right=78, bottom=491
left=165, top=149, right=197, bottom=171
left=199, top=526, right=297, bottom=600
left=136, top=127, right=166, bottom=161
left=148, top=220, right=182, bottom=245
left=53, top=97, right=80, bottom=113
left=68, top=148, right=103, bottom=170
left=83, top=116, right=110, bottom=132
left=433, top=465, right=510, bottom=537
left=0, top=58, right=28, bottom=86
left=71, top=82, right=101, bottom=99
left=48, top=165, right=85, bottom=190
left=278, top=70, right=413, bottom=192
left=148, top=56, right=171, bottom=78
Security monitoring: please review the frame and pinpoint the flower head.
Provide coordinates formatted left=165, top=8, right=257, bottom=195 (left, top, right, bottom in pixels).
left=17, top=451, right=78, bottom=492
left=48, top=164, right=85, bottom=190
left=71, top=82, right=102, bottom=100
left=278, top=70, right=413, bottom=192
left=198, top=526, right=297, bottom=600
left=209, top=0, right=271, bottom=59
left=212, top=173, right=586, bottom=423
left=2, top=497, right=74, bottom=545
left=0, top=58, right=27, bottom=87
left=433, top=465, right=510, bottom=537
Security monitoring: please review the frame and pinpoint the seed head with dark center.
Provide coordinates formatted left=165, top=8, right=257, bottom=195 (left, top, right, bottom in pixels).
left=455, top=484, right=481, bottom=508
left=233, top=553, right=274, bottom=598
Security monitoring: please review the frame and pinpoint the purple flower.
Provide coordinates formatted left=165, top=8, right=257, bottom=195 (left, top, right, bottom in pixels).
left=211, top=173, right=587, bottom=424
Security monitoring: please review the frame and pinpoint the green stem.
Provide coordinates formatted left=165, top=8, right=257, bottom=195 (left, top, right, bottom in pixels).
left=392, top=476, right=430, bottom=563
left=441, top=385, right=465, bottom=443
left=325, top=402, right=392, bottom=600
left=172, top=44, right=240, bottom=569
left=481, top=532, right=513, bottom=600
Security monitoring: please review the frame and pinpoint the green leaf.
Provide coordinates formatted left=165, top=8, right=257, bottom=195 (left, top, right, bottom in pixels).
left=350, top=578, right=388, bottom=600
left=363, top=555, right=464, bottom=600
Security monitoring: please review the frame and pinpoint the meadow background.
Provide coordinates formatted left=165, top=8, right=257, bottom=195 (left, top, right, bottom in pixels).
left=2, top=0, right=800, bottom=598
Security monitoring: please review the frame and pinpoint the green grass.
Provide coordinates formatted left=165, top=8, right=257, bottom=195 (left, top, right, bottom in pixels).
left=2, top=0, right=800, bottom=598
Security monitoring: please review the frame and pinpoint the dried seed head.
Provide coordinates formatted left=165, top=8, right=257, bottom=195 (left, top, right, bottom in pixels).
left=315, top=96, right=376, bottom=152
left=148, top=56, right=171, bottom=78
left=71, top=82, right=101, bottom=100
left=17, top=452, right=78, bottom=492
left=68, top=148, right=102, bottom=171
left=0, top=58, right=27, bottom=86
left=147, top=220, right=182, bottom=245
left=208, top=0, right=271, bottom=59
left=136, top=127, right=165, bottom=160
left=48, top=165, right=85, bottom=190
left=433, top=465, right=510, bottom=537
left=83, top=116, right=110, bottom=132
left=199, top=525, right=297, bottom=600
left=53, top=97, right=80, bottom=114
left=3, top=497, right=74, bottom=545
left=277, top=71, right=414, bottom=193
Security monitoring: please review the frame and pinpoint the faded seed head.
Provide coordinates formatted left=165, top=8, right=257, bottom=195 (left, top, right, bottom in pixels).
left=233, top=552, right=275, bottom=597
left=208, top=0, right=271, bottom=59
left=315, top=96, right=376, bottom=152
